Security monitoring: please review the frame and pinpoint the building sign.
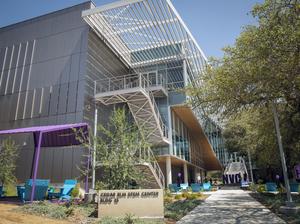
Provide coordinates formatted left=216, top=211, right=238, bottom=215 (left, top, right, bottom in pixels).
left=295, top=164, right=300, bottom=180
left=223, top=173, right=242, bottom=184
left=98, top=189, right=164, bottom=218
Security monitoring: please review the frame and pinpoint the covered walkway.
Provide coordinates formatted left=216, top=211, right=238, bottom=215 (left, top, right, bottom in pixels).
left=177, top=189, right=285, bottom=224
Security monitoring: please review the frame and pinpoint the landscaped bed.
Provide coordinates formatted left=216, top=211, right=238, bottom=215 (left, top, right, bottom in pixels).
left=250, top=193, right=300, bottom=224
left=10, top=191, right=208, bottom=224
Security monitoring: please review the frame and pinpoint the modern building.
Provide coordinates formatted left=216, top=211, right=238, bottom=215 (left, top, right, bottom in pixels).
left=0, top=0, right=227, bottom=189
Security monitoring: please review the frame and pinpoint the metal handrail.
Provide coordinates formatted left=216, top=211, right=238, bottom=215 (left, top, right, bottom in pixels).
left=138, top=146, right=165, bottom=189
left=95, top=73, right=168, bottom=139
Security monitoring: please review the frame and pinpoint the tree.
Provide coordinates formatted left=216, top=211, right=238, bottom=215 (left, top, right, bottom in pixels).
left=0, top=138, right=18, bottom=186
left=93, top=107, right=149, bottom=190
left=187, top=0, right=300, bottom=169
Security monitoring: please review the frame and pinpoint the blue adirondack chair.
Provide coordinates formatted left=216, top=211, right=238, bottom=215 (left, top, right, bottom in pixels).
left=19, top=179, right=50, bottom=202
left=0, top=186, right=3, bottom=198
left=168, top=184, right=182, bottom=193
left=290, top=182, right=299, bottom=193
left=241, top=180, right=250, bottom=188
left=48, top=179, right=77, bottom=200
left=266, top=182, right=277, bottom=192
left=191, top=183, right=202, bottom=192
left=203, top=182, right=212, bottom=191
left=180, top=183, right=189, bottom=190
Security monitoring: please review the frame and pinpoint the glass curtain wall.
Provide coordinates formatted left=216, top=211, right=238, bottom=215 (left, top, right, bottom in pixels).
left=172, top=110, right=190, bottom=161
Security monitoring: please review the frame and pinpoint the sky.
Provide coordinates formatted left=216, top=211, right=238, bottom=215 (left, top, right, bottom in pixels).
left=0, top=0, right=263, bottom=58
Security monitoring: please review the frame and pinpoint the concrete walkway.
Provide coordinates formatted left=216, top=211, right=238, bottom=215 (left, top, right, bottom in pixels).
left=177, top=189, right=286, bottom=224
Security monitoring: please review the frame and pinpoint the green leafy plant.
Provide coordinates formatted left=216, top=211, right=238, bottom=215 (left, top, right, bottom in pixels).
left=71, top=183, right=80, bottom=198
left=0, top=138, right=18, bottom=186
left=257, top=184, right=266, bottom=193
left=76, top=108, right=150, bottom=190
left=174, top=194, right=182, bottom=200
left=186, top=193, right=198, bottom=200
left=124, top=213, right=136, bottom=224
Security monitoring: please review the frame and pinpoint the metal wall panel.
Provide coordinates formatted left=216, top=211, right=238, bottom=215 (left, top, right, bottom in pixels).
left=58, top=83, right=68, bottom=114
left=41, top=87, right=51, bottom=117
left=49, top=85, right=59, bottom=115
left=67, top=81, right=77, bottom=113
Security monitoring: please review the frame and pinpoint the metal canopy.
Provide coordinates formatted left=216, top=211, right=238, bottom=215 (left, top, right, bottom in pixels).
left=82, top=0, right=207, bottom=80
left=0, top=123, right=90, bottom=202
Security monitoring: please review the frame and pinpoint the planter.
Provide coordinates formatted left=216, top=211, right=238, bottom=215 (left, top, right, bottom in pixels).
left=290, top=183, right=299, bottom=193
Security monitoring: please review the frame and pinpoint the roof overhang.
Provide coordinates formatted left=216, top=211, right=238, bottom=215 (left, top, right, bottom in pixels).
left=82, top=0, right=207, bottom=80
left=172, top=105, right=222, bottom=171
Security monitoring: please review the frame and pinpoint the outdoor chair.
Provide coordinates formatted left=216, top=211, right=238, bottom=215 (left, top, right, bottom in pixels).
left=265, top=182, right=277, bottom=192
left=0, top=186, right=3, bottom=198
left=168, top=184, right=182, bottom=193
left=240, top=180, right=250, bottom=188
left=290, top=182, right=299, bottom=193
left=48, top=179, right=77, bottom=200
left=180, top=183, right=189, bottom=190
left=203, top=182, right=212, bottom=191
left=191, top=183, right=203, bottom=192
left=19, top=179, right=50, bottom=202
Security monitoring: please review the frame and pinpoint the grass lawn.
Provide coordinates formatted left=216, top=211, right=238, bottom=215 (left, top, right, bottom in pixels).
left=250, top=192, right=300, bottom=224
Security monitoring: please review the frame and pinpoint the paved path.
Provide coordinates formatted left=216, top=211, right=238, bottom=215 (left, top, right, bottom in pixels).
left=177, top=189, right=286, bottom=224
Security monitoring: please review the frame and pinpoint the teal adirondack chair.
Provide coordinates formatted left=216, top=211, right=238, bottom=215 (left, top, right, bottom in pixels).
left=203, top=182, right=212, bottom=191
left=19, top=179, right=50, bottom=202
left=48, top=179, right=77, bottom=200
left=180, top=183, right=189, bottom=190
left=0, top=186, right=3, bottom=198
left=266, top=182, right=277, bottom=192
left=290, top=182, right=299, bottom=193
left=169, top=184, right=182, bottom=193
left=191, top=183, right=202, bottom=192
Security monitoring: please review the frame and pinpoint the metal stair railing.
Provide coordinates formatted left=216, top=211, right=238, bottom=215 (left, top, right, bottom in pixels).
left=95, top=73, right=168, bottom=139
left=138, top=146, right=165, bottom=189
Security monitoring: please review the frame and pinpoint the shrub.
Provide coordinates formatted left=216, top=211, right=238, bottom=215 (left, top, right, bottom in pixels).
left=164, top=189, right=172, bottom=198
left=95, top=181, right=108, bottom=191
left=174, top=194, right=182, bottom=200
left=186, top=193, right=198, bottom=200
left=71, top=183, right=80, bottom=198
left=124, top=213, right=136, bottom=224
left=196, top=192, right=203, bottom=198
left=257, top=184, right=266, bottom=193
left=164, top=196, right=173, bottom=203
left=17, top=201, right=68, bottom=219
left=249, top=183, right=257, bottom=192
left=181, top=191, right=189, bottom=198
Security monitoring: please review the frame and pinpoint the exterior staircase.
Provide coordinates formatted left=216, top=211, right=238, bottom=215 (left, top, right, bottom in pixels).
left=94, top=73, right=169, bottom=145
left=94, top=73, right=167, bottom=189
left=135, top=146, right=165, bottom=189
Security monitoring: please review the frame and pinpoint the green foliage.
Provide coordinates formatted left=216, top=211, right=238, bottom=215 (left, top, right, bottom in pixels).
left=124, top=213, right=135, bottom=224
left=95, top=181, right=108, bottom=191
left=257, top=184, right=266, bottom=193
left=164, top=196, right=173, bottom=203
left=174, top=194, right=182, bottom=200
left=181, top=190, right=189, bottom=198
left=17, top=201, right=68, bottom=219
left=187, top=0, right=300, bottom=170
left=185, top=193, right=198, bottom=200
left=164, top=189, right=172, bottom=198
left=71, top=183, right=80, bottom=198
left=0, top=138, right=18, bottom=186
left=94, top=108, right=150, bottom=189
left=4, top=183, right=17, bottom=196
left=17, top=201, right=97, bottom=221
left=165, top=199, right=202, bottom=221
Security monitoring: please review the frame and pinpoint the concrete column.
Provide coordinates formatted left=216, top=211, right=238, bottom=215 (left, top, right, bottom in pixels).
left=183, top=163, right=188, bottom=184
left=166, top=156, right=172, bottom=185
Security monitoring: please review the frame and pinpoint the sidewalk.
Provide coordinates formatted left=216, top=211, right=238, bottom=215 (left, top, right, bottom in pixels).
left=177, top=189, right=286, bottom=224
